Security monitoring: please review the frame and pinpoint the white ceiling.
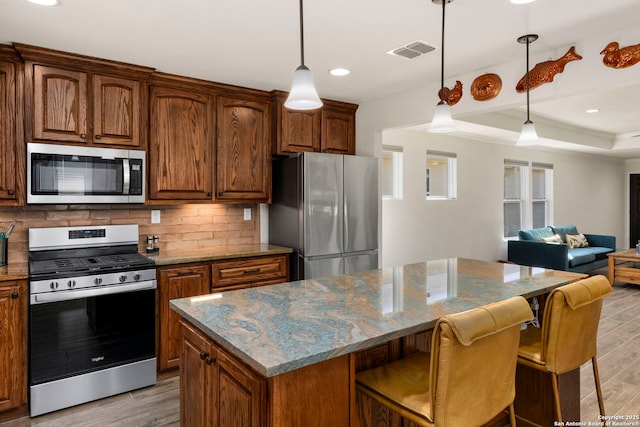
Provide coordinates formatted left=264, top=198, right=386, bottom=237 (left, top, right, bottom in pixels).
left=2, top=0, right=640, bottom=157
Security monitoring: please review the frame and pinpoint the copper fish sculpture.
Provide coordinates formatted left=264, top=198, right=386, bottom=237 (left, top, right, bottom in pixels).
left=601, top=41, right=640, bottom=69
left=516, top=46, right=582, bottom=93
left=438, top=80, right=463, bottom=106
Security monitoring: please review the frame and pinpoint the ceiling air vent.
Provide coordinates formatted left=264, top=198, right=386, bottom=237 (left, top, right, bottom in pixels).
left=386, top=40, right=437, bottom=60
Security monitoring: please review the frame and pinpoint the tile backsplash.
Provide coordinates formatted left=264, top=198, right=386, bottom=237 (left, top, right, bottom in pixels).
left=0, top=204, right=259, bottom=264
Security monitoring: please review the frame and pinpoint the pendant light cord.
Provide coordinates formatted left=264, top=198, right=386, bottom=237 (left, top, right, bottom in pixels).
left=525, top=37, right=530, bottom=122
left=299, top=0, right=305, bottom=66
left=439, top=0, right=446, bottom=100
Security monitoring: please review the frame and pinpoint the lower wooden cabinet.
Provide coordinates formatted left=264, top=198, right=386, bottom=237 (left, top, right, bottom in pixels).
left=180, top=320, right=266, bottom=427
left=158, top=264, right=210, bottom=371
left=158, top=254, right=289, bottom=371
left=0, top=279, right=27, bottom=412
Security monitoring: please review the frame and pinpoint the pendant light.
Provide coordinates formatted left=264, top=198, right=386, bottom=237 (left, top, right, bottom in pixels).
left=428, top=0, right=455, bottom=133
left=516, top=34, right=539, bottom=146
left=285, top=0, right=322, bottom=110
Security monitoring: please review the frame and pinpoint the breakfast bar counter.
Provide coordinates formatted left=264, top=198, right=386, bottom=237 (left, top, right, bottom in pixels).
left=170, top=258, right=587, bottom=426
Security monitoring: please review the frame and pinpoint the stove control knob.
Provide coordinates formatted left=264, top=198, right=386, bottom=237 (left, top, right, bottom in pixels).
left=134, top=273, right=141, bottom=281
left=94, top=277, right=103, bottom=285
left=119, top=275, right=127, bottom=283
left=67, top=280, right=76, bottom=289
left=50, top=281, right=59, bottom=290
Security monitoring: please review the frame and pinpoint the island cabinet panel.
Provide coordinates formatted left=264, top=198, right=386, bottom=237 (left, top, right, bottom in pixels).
left=271, top=90, right=357, bottom=156
left=92, top=74, right=141, bottom=147
left=215, top=95, right=271, bottom=203
left=158, top=264, right=210, bottom=371
left=0, top=57, right=22, bottom=205
left=0, top=280, right=27, bottom=413
left=211, top=254, right=289, bottom=292
left=180, top=320, right=267, bottom=427
left=148, top=84, right=214, bottom=201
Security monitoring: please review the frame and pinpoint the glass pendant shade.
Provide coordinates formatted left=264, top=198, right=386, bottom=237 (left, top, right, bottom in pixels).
left=517, top=120, right=539, bottom=146
left=284, top=65, right=322, bottom=110
left=428, top=101, right=456, bottom=133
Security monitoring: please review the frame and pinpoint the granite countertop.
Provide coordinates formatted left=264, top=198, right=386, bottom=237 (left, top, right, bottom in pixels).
left=0, top=261, right=29, bottom=281
left=146, top=243, right=292, bottom=266
left=170, top=257, right=587, bottom=378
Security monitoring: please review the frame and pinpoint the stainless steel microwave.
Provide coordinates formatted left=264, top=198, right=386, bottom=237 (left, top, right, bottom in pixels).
left=27, top=143, right=145, bottom=204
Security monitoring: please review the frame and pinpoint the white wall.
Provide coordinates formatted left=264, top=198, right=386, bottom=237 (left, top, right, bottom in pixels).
left=380, top=128, right=625, bottom=268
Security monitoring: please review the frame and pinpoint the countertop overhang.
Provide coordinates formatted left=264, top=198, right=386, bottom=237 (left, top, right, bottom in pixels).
left=170, top=258, right=586, bottom=377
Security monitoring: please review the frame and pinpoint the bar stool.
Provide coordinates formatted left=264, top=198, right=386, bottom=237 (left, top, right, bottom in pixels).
left=356, top=296, right=533, bottom=426
left=517, top=275, right=612, bottom=422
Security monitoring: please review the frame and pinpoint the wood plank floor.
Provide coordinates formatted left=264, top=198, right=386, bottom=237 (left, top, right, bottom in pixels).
left=2, top=279, right=639, bottom=426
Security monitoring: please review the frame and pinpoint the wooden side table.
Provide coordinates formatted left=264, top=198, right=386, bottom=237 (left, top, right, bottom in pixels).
left=607, top=249, right=640, bottom=285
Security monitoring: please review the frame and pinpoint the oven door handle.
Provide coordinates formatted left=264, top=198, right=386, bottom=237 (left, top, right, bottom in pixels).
left=30, top=280, right=157, bottom=305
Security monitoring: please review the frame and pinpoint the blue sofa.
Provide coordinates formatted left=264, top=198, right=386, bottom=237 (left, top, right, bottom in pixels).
left=507, top=225, right=616, bottom=273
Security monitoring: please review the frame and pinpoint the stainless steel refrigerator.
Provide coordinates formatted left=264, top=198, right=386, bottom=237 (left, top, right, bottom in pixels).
left=269, top=152, right=378, bottom=280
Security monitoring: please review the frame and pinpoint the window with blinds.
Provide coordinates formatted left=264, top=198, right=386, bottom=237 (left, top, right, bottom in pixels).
left=426, top=150, right=457, bottom=200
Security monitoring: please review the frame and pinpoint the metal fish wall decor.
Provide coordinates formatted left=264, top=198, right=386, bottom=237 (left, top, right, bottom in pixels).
left=516, top=46, right=582, bottom=92
left=471, top=73, right=502, bottom=101
left=601, top=41, right=640, bottom=69
left=438, top=80, right=463, bottom=106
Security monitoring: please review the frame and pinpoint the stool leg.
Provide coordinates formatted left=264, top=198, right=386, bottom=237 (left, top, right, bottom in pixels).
left=551, top=372, right=563, bottom=422
left=508, top=402, right=517, bottom=427
left=592, top=356, right=606, bottom=418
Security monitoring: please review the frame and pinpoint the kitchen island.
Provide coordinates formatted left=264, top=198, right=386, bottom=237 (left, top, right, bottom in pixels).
left=170, top=258, right=587, bottom=426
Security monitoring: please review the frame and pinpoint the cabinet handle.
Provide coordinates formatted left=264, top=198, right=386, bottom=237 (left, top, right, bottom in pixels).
left=199, top=351, right=209, bottom=360
left=7, top=190, right=14, bottom=195
left=218, top=192, right=224, bottom=197
left=80, top=133, right=86, bottom=139
left=243, top=268, right=261, bottom=274
left=95, top=134, right=101, bottom=139
left=207, top=192, right=212, bottom=197
left=205, top=356, right=216, bottom=365
left=11, top=292, right=19, bottom=299
left=177, top=270, right=195, bottom=276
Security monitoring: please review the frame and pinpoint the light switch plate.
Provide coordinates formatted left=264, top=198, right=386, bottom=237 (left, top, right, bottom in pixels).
left=244, top=208, right=251, bottom=221
left=151, top=210, right=161, bottom=224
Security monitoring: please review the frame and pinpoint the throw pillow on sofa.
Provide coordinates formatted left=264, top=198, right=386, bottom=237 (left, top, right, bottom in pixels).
left=566, top=233, right=589, bottom=248
left=542, top=234, right=563, bottom=244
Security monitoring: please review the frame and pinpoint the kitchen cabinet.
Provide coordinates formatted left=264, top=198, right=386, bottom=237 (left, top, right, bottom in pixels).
left=158, top=253, right=289, bottom=371
left=0, top=280, right=27, bottom=413
left=15, top=43, right=152, bottom=148
left=158, top=264, right=210, bottom=371
left=148, top=80, right=214, bottom=201
left=0, top=47, right=23, bottom=205
left=180, top=320, right=266, bottom=427
left=271, top=90, right=358, bottom=156
left=215, top=94, right=271, bottom=203
left=211, top=254, right=289, bottom=292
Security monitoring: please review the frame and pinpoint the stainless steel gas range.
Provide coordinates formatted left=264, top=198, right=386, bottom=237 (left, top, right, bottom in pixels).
left=28, top=224, right=157, bottom=417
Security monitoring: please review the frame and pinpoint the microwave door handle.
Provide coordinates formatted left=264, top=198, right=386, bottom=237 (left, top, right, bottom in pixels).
left=122, top=158, right=130, bottom=195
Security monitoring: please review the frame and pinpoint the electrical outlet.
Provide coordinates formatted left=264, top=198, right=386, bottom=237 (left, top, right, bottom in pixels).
left=244, top=208, right=251, bottom=221
left=151, top=210, right=161, bottom=224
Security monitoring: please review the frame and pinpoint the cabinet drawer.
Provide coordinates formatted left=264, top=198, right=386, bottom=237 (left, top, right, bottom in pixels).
left=211, top=255, right=289, bottom=289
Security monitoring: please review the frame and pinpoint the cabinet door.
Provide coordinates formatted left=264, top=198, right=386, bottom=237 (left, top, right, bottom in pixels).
left=180, top=320, right=215, bottom=427
left=32, top=65, right=88, bottom=143
left=272, top=91, right=321, bottom=155
left=158, top=264, right=210, bottom=370
left=321, top=106, right=356, bottom=155
left=216, top=96, right=271, bottom=203
left=92, top=74, right=141, bottom=147
left=0, top=62, right=17, bottom=202
left=0, top=280, right=27, bottom=412
left=149, top=86, right=214, bottom=200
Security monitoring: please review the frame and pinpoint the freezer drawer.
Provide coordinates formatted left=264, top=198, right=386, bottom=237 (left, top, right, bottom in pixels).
left=344, top=251, right=378, bottom=275
left=301, top=256, right=343, bottom=280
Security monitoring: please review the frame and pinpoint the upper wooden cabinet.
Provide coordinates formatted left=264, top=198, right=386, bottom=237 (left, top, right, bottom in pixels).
left=271, top=90, right=358, bottom=156
left=15, top=43, right=152, bottom=149
left=216, top=94, right=271, bottom=203
left=148, top=78, right=214, bottom=201
left=0, top=46, right=23, bottom=205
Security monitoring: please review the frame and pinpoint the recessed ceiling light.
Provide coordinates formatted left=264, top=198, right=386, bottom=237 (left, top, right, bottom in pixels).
left=585, top=108, right=600, bottom=114
left=510, top=0, right=536, bottom=4
left=27, top=0, right=61, bottom=5
left=329, top=68, right=350, bottom=77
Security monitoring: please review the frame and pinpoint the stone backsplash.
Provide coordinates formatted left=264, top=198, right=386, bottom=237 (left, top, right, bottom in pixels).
left=0, top=204, right=259, bottom=264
